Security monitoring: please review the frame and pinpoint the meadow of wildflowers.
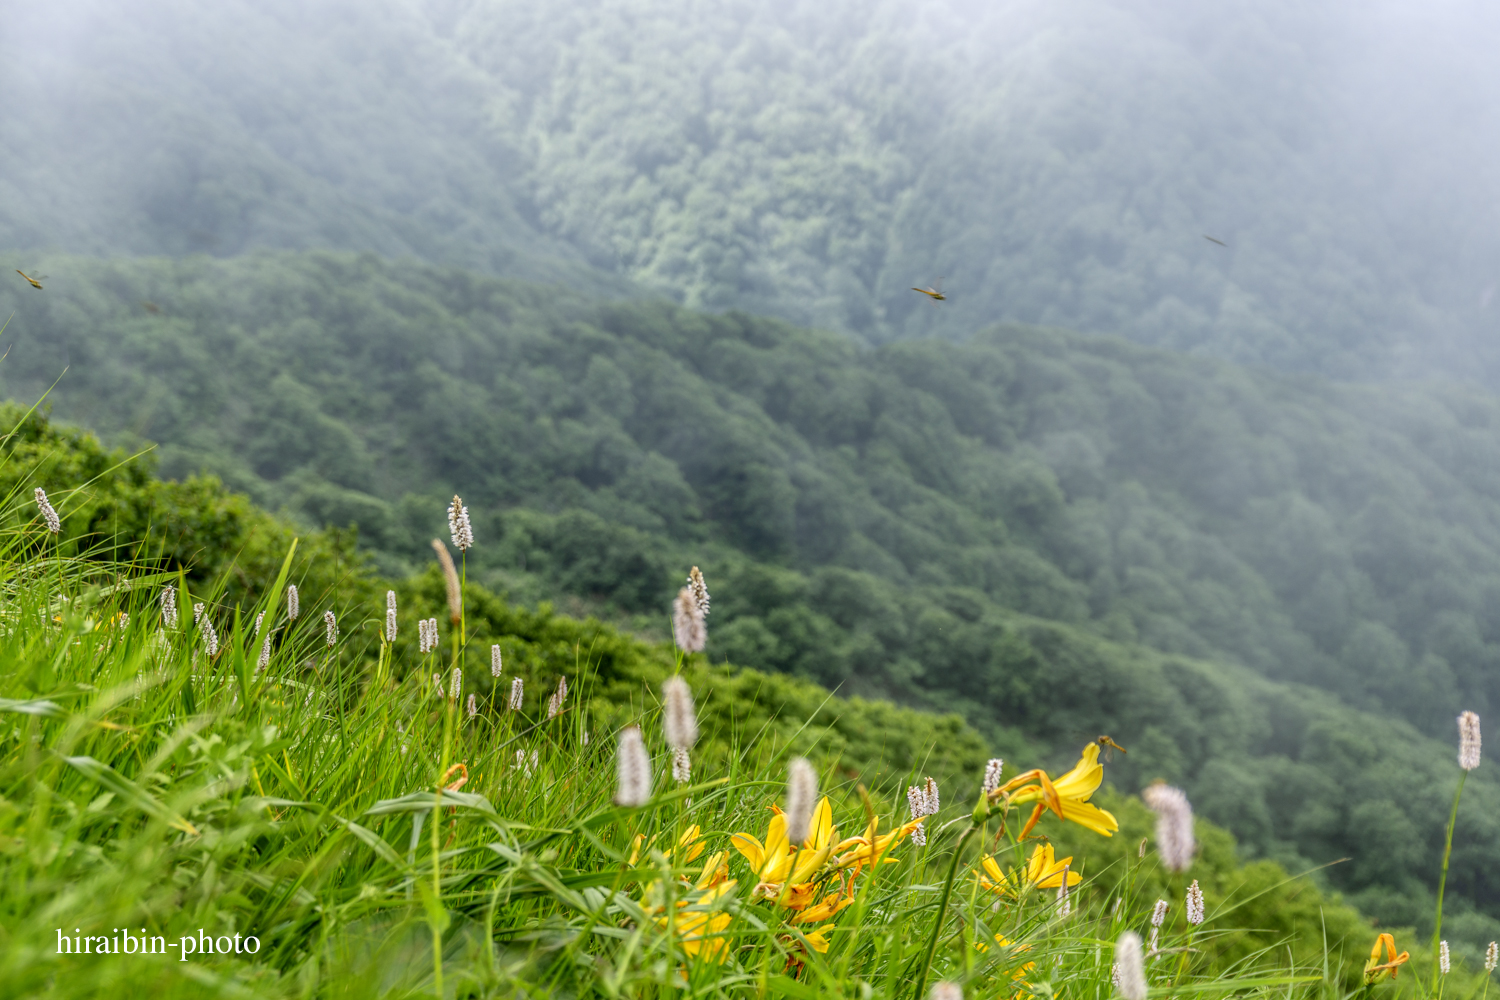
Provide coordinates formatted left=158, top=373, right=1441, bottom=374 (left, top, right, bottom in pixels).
left=1, top=460, right=1496, bottom=998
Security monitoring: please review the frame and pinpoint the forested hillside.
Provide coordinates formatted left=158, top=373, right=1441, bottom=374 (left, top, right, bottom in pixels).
left=5, top=249, right=1500, bottom=937
left=7, top=0, right=1500, bottom=381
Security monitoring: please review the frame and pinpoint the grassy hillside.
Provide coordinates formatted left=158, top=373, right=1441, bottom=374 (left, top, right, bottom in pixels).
left=5, top=252, right=1500, bottom=940
left=6, top=0, right=1500, bottom=380
left=0, top=410, right=1399, bottom=997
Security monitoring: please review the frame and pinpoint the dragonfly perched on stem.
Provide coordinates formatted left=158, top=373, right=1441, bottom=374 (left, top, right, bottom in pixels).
left=911, top=277, right=945, bottom=302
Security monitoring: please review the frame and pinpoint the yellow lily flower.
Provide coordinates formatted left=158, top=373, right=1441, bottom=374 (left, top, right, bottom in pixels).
left=799, top=925, right=833, bottom=953
left=792, top=872, right=859, bottom=924
left=656, top=879, right=738, bottom=963
left=996, top=743, right=1119, bottom=838
left=977, top=843, right=1083, bottom=897
left=731, top=796, right=922, bottom=918
left=975, top=933, right=1037, bottom=999
left=630, top=823, right=709, bottom=867
left=1363, top=933, right=1410, bottom=985
left=731, top=798, right=839, bottom=904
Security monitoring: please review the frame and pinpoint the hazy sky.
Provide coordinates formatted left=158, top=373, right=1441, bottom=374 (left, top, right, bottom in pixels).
left=4, top=0, right=1499, bottom=381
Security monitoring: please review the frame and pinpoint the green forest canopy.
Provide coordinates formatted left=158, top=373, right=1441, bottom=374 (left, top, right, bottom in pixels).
left=5, top=0, right=1500, bottom=381
left=4, top=249, right=1500, bottom=939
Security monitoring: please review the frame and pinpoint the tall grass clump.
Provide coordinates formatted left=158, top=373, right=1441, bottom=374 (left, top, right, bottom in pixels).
left=0, top=476, right=1483, bottom=999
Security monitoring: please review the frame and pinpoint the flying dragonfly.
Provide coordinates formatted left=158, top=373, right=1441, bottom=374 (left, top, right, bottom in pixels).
left=1202, top=235, right=1228, bottom=247
left=15, top=270, right=46, bottom=290
left=911, top=277, right=946, bottom=302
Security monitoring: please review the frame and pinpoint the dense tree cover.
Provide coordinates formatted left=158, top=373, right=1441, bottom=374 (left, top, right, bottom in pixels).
left=4, top=250, right=1500, bottom=934
left=7, top=0, right=1500, bottom=380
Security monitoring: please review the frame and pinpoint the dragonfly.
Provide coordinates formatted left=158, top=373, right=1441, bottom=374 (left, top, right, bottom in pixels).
left=1202, top=235, right=1228, bottom=247
left=1093, top=735, right=1128, bottom=761
left=1067, top=733, right=1128, bottom=761
left=911, top=277, right=946, bottom=302
left=15, top=270, right=47, bottom=290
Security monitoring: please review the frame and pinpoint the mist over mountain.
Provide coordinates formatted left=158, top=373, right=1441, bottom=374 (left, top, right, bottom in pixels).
left=5, top=0, right=1500, bottom=380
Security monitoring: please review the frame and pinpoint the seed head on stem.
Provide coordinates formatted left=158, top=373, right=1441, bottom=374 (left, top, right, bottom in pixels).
left=785, top=757, right=818, bottom=845
left=662, top=675, right=699, bottom=750
left=1142, top=782, right=1195, bottom=872
left=1115, top=932, right=1147, bottom=1000
left=1459, top=711, right=1482, bottom=770
left=1485, top=941, right=1497, bottom=972
left=491, top=644, right=502, bottom=678
left=672, top=746, right=691, bottom=784
left=160, top=588, right=178, bottom=629
left=385, top=591, right=398, bottom=642
left=449, top=667, right=462, bottom=700
left=508, top=677, right=523, bottom=711
left=287, top=584, right=299, bottom=620
left=614, top=725, right=651, bottom=806
left=324, top=610, right=338, bottom=648
left=672, top=586, right=706, bottom=654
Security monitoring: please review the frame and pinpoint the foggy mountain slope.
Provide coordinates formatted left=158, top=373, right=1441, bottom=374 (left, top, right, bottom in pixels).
left=0, top=0, right=616, bottom=288
left=6, top=0, right=1500, bottom=381
left=9, top=249, right=1500, bottom=747
left=14, top=249, right=1500, bottom=928
left=442, top=0, right=1500, bottom=379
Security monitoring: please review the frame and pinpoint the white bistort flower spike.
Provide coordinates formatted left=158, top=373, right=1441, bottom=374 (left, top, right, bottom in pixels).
left=982, top=758, right=1005, bottom=795
left=672, top=586, right=706, bottom=654
left=1459, top=711, right=1482, bottom=770
left=662, top=675, right=699, bottom=750
left=1186, top=880, right=1205, bottom=925
left=614, top=725, right=651, bottom=806
left=324, top=610, right=338, bottom=648
left=929, top=984, right=963, bottom=1000
left=198, top=613, right=218, bottom=658
left=385, top=591, right=398, bottom=643
left=287, top=584, right=299, bottom=620
left=491, top=644, right=502, bottom=678
left=508, top=677, right=523, bottom=711
left=450, top=667, right=462, bottom=700
left=448, top=495, right=474, bottom=551
left=257, top=630, right=273, bottom=672
left=785, top=757, right=818, bottom=846
left=1142, top=782, right=1195, bottom=873
left=160, top=587, right=178, bottom=630
left=1486, top=941, right=1498, bottom=973
left=687, top=565, right=710, bottom=616
left=467, top=693, right=477, bottom=719
left=34, top=487, right=60, bottom=533
left=547, top=676, right=567, bottom=718
left=1115, top=932, right=1148, bottom=1000
left=1149, top=898, right=1168, bottom=952
left=672, top=745, right=691, bottom=784
left=907, top=778, right=939, bottom=846
left=1441, top=940, right=1451, bottom=975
